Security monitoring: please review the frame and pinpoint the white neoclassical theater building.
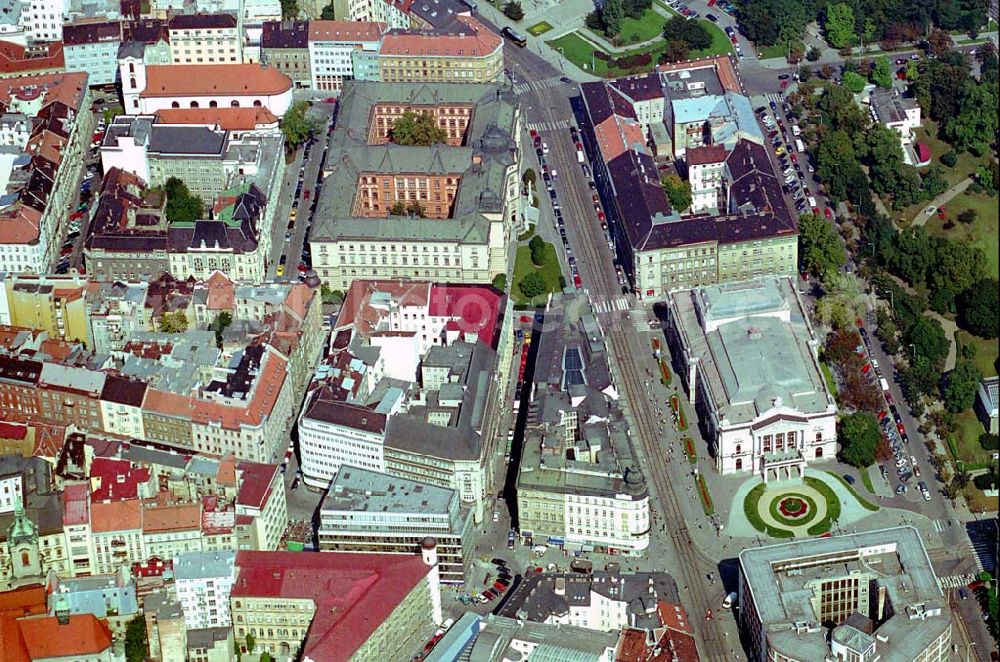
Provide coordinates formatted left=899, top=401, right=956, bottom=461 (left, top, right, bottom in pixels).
left=664, top=277, right=837, bottom=480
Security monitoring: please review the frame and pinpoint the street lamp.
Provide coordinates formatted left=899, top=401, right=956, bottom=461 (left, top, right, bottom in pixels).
left=966, top=642, right=976, bottom=662
left=909, top=343, right=916, bottom=358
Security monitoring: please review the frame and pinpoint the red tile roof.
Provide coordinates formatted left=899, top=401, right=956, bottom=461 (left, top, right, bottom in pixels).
left=427, top=284, right=504, bottom=348
left=308, top=20, right=386, bottom=42
left=232, top=551, right=431, bottom=662
left=17, top=614, right=113, bottom=659
left=90, top=499, right=142, bottom=533
left=191, top=351, right=287, bottom=430
left=90, top=457, right=151, bottom=501
left=0, top=586, right=47, bottom=618
left=0, top=41, right=64, bottom=75
left=235, top=461, right=278, bottom=509
left=154, top=106, right=281, bottom=130
left=62, top=482, right=90, bottom=526
left=0, top=615, right=28, bottom=662
left=0, top=422, right=28, bottom=440
left=380, top=16, right=501, bottom=58
left=141, top=64, right=292, bottom=98
left=686, top=144, right=727, bottom=166
left=142, top=499, right=201, bottom=533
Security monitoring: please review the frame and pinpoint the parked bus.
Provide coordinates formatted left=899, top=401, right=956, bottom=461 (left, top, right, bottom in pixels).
left=794, top=138, right=805, bottom=153
left=501, top=27, right=527, bottom=47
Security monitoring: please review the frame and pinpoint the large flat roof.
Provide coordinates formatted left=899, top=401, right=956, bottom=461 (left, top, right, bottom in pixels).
left=739, top=526, right=948, bottom=661
left=668, top=277, right=832, bottom=426
left=321, top=466, right=456, bottom=515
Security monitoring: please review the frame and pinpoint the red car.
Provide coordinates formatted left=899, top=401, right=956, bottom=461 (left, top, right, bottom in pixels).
left=529, top=129, right=539, bottom=140
left=937, top=207, right=946, bottom=220
left=297, top=262, right=309, bottom=273
left=730, top=34, right=738, bottom=44
left=824, top=208, right=833, bottom=219
left=861, top=363, right=871, bottom=374
left=812, top=207, right=820, bottom=215
left=707, top=0, right=717, bottom=5
left=596, top=210, right=606, bottom=222
left=790, top=153, right=797, bottom=162
left=780, top=80, right=790, bottom=90
left=60, top=246, right=73, bottom=257
left=69, top=211, right=85, bottom=221
left=573, top=274, right=582, bottom=288
left=878, top=410, right=888, bottom=420
left=493, top=581, right=507, bottom=591
left=897, top=423, right=905, bottom=435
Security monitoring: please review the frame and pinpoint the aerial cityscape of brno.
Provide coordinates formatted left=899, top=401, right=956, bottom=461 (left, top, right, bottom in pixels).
left=0, top=0, right=995, bottom=658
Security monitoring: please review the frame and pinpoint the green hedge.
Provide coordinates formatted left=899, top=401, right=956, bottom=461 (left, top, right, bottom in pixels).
left=825, top=471, right=879, bottom=511
left=768, top=493, right=819, bottom=526
left=804, top=476, right=841, bottom=535
left=743, top=483, right=796, bottom=538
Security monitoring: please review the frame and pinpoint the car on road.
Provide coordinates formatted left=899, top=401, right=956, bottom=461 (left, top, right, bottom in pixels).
left=722, top=592, right=737, bottom=609
left=895, top=484, right=907, bottom=495
left=492, top=511, right=500, bottom=522
left=573, top=273, right=582, bottom=288
left=276, top=264, right=285, bottom=276
left=706, top=12, right=717, bottom=21
left=824, top=208, right=833, bottom=219
left=843, top=474, right=855, bottom=485
left=541, top=142, right=549, bottom=154
left=491, top=557, right=506, bottom=566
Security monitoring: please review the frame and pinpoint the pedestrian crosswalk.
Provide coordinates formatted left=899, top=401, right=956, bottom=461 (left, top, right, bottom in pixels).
left=939, top=573, right=978, bottom=589
left=513, top=77, right=566, bottom=96
left=591, top=296, right=632, bottom=313
left=524, top=118, right=574, bottom=133
left=763, top=92, right=784, bottom=107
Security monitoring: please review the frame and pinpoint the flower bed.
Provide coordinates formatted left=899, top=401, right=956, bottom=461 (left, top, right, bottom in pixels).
left=743, top=483, right=795, bottom=538
left=683, top=437, right=697, bottom=464
left=659, top=360, right=672, bottom=386
left=804, top=476, right=842, bottom=536
left=768, top=493, right=819, bottom=527
left=670, top=395, right=688, bottom=431
left=697, top=474, right=714, bottom=515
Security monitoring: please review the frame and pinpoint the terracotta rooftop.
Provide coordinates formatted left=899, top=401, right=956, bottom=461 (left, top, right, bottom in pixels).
left=235, top=461, right=278, bottom=509
left=308, top=19, right=386, bottom=42
left=90, top=457, right=151, bottom=501
left=380, top=16, right=501, bottom=57
left=141, top=64, right=292, bottom=98
left=62, top=482, right=91, bottom=526
left=90, top=499, right=142, bottom=533
left=154, top=106, right=280, bottom=130
left=191, top=351, right=287, bottom=431
left=16, top=613, right=113, bottom=659
left=142, top=500, right=201, bottom=533
left=0, top=585, right=47, bottom=618
left=686, top=143, right=727, bottom=166
left=232, top=551, right=431, bottom=662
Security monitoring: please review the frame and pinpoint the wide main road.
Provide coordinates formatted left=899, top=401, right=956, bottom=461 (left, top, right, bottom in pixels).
left=499, top=42, right=732, bottom=661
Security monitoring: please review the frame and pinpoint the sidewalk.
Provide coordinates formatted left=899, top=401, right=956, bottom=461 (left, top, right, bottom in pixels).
left=911, top=177, right=973, bottom=227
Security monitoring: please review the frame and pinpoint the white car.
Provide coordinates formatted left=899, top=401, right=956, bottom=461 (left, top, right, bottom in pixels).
left=541, top=142, right=549, bottom=154
left=722, top=592, right=737, bottom=609
left=922, top=490, right=931, bottom=501
left=492, top=511, right=500, bottom=522
left=551, top=169, right=558, bottom=179
left=895, top=458, right=908, bottom=468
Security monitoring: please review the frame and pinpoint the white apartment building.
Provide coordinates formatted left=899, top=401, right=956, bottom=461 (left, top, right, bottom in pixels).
left=173, top=550, right=237, bottom=629
left=234, top=461, right=287, bottom=551
left=90, top=500, right=145, bottom=575
left=317, top=467, right=475, bottom=584
left=0, top=472, right=22, bottom=514
left=664, top=278, right=838, bottom=479
left=307, top=20, right=383, bottom=91
left=168, top=13, right=243, bottom=65
left=344, top=0, right=409, bottom=28
left=686, top=144, right=727, bottom=213
left=21, top=0, right=65, bottom=42
left=99, top=375, right=148, bottom=440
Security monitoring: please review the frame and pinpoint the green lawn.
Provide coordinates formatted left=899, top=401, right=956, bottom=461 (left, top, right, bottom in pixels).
left=924, top=189, right=999, bottom=279
left=549, top=21, right=731, bottom=78
left=861, top=468, right=876, bottom=495
left=951, top=409, right=995, bottom=468
left=547, top=33, right=610, bottom=76
left=527, top=21, right=553, bottom=36
left=820, top=361, right=839, bottom=403
left=955, top=330, right=999, bottom=378
left=758, top=43, right=788, bottom=60
left=898, top=120, right=997, bottom=225
left=614, top=8, right=669, bottom=45
left=512, top=240, right=563, bottom=306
